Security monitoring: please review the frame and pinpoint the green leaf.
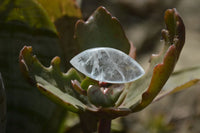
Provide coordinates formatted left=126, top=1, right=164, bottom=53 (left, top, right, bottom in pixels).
left=154, top=66, right=200, bottom=101
left=36, top=0, right=82, bottom=21
left=74, top=6, right=130, bottom=53
left=19, top=46, right=87, bottom=113
left=0, top=0, right=57, bottom=33
left=87, top=84, right=124, bottom=107
left=119, top=8, right=185, bottom=112
left=80, top=77, right=99, bottom=90
left=39, top=0, right=83, bottom=69
left=0, top=0, right=65, bottom=132
left=0, top=73, right=6, bottom=133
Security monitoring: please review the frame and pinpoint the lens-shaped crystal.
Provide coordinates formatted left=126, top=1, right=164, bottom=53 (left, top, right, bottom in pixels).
left=70, top=47, right=145, bottom=84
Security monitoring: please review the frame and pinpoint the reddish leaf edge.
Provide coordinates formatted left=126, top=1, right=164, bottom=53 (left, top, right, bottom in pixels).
left=19, top=46, right=38, bottom=86
left=19, top=46, right=131, bottom=117
left=129, top=41, right=137, bottom=59
left=86, top=107, right=131, bottom=119
left=130, top=8, right=185, bottom=112
left=19, top=46, right=86, bottom=113
left=74, top=6, right=131, bottom=54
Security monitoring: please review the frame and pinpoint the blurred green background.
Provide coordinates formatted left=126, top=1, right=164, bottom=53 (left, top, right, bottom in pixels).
left=0, top=0, right=200, bottom=133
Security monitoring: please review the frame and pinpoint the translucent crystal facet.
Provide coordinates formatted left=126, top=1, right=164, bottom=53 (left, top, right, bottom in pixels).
left=70, top=47, right=145, bottom=84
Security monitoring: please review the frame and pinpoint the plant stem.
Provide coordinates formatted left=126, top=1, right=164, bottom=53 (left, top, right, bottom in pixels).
left=98, top=119, right=111, bottom=133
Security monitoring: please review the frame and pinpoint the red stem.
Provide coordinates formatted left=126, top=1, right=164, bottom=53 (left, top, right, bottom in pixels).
left=98, top=119, right=111, bottom=133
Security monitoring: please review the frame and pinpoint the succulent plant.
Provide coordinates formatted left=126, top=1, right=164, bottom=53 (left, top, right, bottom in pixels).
left=19, top=7, right=188, bottom=133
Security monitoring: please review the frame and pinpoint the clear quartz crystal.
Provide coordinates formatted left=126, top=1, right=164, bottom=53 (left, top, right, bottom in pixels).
left=70, top=47, right=145, bottom=84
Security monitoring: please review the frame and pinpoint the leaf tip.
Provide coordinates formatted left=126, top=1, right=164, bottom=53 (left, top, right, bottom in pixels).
left=19, top=46, right=36, bottom=86
left=51, top=56, right=61, bottom=67
left=19, top=46, right=32, bottom=58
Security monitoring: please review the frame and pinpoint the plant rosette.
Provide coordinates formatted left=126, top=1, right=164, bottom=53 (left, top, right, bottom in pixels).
left=19, top=7, right=188, bottom=133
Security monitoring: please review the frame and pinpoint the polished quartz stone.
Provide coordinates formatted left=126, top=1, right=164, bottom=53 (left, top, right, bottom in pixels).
left=70, top=47, right=145, bottom=84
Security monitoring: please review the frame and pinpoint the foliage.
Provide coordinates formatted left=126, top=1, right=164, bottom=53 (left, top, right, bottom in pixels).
left=1, top=0, right=198, bottom=132
left=75, top=7, right=130, bottom=52
left=0, top=0, right=80, bottom=132
left=0, top=0, right=56, bottom=33
left=18, top=5, right=193, bottom=132
left=121, top=8, right=185, bottom=111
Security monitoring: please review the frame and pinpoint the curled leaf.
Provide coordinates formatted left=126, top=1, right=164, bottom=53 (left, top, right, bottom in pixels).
left=80, top=77, right=99, bottom=91
left=120, top=8, right=185, bottom=112
left=71, top=80, right=87, bottom=96
left=19, top=46, right=87, bottom=113
left=87, top=84, right=124, bottom=107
